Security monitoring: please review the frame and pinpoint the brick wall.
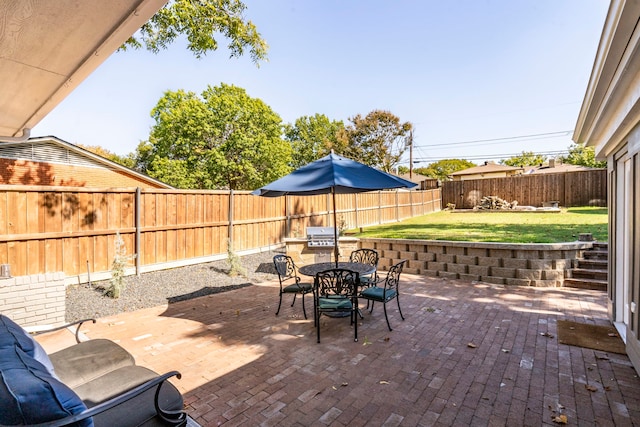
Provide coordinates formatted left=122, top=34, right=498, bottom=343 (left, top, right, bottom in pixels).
left=0, top=158, right=164, bottom=188
left=360, top=238, right=594, bottom=287
left=0, top=272, right=66, bottom=327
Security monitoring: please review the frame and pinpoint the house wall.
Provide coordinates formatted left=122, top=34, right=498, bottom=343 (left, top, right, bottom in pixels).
left=0, top=272, right=66, bottom=327
left=608, top=131, right=640, bottom=372
left=0, top=158, right=164, bottom=188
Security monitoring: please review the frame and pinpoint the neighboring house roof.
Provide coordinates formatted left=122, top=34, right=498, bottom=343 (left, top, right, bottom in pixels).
left=397, top=172, right=431, bottom=184
left=0, top=1, right=167, bottom=140
left=0, top=136, right=172, bottom=189
left=449, top=162, right=523, bottom=176
left=524, top=163, right=603, bottom=174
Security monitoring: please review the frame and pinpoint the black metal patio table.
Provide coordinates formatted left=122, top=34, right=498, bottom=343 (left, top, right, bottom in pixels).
left=299, top=262, right=375, bottom=318
left=298, top=262, right=375, bottom=278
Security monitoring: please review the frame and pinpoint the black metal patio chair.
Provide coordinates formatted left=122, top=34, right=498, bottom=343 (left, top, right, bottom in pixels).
left=359, top=259, right=407, bottom=331
left=273, top=255, right=312, bottom=319
left=313, top=268, right=360, bottom=343
left=349, top=248, right=379, bottom=287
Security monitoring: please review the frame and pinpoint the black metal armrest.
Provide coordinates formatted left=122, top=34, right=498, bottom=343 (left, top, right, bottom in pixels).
left=31, top=318, right=96, bottom=343
left=0, top=371, right=187, bottom=427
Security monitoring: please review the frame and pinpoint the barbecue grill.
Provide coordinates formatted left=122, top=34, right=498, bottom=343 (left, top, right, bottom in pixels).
left=306, top=227, right=336, bottom=247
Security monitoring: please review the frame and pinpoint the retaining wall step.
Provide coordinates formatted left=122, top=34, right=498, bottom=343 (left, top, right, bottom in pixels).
left=576, top=259, right=608, bottom=269
left=583, top=250, right=608, bottom=260
left=570, top=268, right=608, bottom=280
left=563, top=277, right=607, bottom=291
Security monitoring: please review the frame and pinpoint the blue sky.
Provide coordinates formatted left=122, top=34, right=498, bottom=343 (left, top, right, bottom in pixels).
left=32, top=1, right=609, bottom=167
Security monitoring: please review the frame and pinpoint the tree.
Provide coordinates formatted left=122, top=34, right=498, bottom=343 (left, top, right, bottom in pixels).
left=341, top=110, right=412, bottom=172
left=122, top=0, right=268, bottom=63
left=284, top=114, right=345, bottom=168
left=562, top=143, right=607, bottom=168
left=397, top=166, right=410, bottom=174
left=136, top=83, right=291, bottom=190
left=500, top=151, right=546, bottom=167
left=79, top=144, right=135, bottom=169
left=415, top=159, right=476, bottom=182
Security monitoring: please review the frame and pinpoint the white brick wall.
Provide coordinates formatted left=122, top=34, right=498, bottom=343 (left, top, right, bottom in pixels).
left=0, top=272, right=66, bottom=327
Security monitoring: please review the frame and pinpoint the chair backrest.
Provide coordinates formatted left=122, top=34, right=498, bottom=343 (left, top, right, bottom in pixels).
left=349, top=249, right=379, bottom=268
left=383, top=260, right=407, bottom=292
left=315, top=268, right=360, bottom=298
left=273, top=255, right=298, bottom=285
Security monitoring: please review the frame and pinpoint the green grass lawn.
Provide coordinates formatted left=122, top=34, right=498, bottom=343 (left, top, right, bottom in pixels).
left=351, top=207, right=608, bottom=243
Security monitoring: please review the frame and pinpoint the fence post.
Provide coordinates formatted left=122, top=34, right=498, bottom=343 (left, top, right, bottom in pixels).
left=135, top=187, right=141, bottom=276
left=395, top=190, right=400, bottom=222
left=228, top=189, right=234, bottom=250
left=378, top=191, right=382, bottom=224
left=354, top=194, right=359, bottom=228
left=285, top=195, right=290, bottom=238
left=410, top=190, right=414, bottom=218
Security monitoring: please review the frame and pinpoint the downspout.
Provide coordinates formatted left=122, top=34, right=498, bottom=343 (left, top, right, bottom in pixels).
left=0, top=128, right=31, bottom=143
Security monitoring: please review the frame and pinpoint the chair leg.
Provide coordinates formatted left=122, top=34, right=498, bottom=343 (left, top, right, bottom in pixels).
left=275, top=292, right=283, bottom=316
left=301, top=293, right=307, bottom=319
left=316, top=311, right=321, bottom=343
left=397, top=296, right=405, bottom=321
left=354, top=310, right=358, bottom=342
left=290, top=293, right=297, bottom=307
left=383, top=302, right=392, bottom=331
left=368, top=300, right=375, bottom=314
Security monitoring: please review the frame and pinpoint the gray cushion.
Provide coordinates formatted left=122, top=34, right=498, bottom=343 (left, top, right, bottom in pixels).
left=75, top=365, right=160, bottom=405
left=88, top=367, right=184, bottom=427
left=49, top=338, right=136, bottom=389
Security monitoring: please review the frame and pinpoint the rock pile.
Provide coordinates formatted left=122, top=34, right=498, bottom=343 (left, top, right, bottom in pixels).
left=474, top=195, right=518, bottom=210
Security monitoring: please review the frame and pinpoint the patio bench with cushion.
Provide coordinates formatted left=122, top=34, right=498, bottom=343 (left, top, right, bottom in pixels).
left=0, top=314, right=187, bottom=426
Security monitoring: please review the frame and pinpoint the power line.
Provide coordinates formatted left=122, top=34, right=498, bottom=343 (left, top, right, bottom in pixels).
left=415, top=130, right=573, bottom=148
left=409, top=149, right=569, bottom=164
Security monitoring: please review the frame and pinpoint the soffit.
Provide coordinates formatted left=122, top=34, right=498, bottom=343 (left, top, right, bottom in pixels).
left=0, top=0, right=167, bottom=139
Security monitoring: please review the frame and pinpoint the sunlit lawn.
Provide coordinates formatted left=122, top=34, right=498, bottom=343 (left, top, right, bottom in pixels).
left=351, top=207, right=608, bottom=243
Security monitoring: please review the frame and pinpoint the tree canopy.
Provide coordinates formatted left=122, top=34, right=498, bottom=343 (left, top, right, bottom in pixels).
left=135, top=84, right=291, bottom=190
left=562, top=143, right=607, bottom=168
left=337, top=110, right=411, bottom=172
left=283, top=114, right=345, bottom=168
left=500, top=151, right=546, bottom=167
left=414, top=159, right=476, bottom=182
left=79, top=145, right=135, bottom=169
left=122, top=0, right=268, bottom=63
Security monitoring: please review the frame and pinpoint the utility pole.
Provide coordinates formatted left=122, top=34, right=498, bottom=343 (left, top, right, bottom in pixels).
left=409, top=129, right=414, bottom=179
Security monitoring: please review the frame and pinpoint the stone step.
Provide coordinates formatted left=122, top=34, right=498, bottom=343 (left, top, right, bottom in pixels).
left=569, top=268, right=608, bottom=280
left=575, top=258, right=608, bottom=269
left=592, top=242, right=608, bottom=250
left=563, top=277, right=607, bottom=291
left=583, top=250, right=609, bottom=260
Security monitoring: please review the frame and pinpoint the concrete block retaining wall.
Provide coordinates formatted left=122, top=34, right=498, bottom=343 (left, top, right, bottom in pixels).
left=0, top=272, right=66, bottom=327
left=360, top=238, right=594, bottom=287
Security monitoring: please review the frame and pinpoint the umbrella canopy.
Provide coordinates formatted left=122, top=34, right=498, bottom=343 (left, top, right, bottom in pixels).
left=252, top=152, right=417, bottom=265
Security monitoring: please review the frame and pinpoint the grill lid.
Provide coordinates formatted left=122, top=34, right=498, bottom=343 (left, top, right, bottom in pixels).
left=306, top=227, right=336, bottom=247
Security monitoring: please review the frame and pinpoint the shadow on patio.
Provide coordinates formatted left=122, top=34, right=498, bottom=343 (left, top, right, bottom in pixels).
left=41, top=275, right=640, bottom=426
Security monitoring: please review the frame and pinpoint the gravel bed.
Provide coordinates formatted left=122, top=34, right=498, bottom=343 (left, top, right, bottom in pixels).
left=65, top=249, right=283, bottom=322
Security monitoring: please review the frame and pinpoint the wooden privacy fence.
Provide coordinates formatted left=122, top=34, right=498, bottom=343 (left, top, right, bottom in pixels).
left=441, top=169, right=607, bottom=209
left=0, top=185, right=441, bottom=281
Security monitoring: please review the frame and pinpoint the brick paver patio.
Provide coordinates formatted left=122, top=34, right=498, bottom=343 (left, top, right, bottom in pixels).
left=38, top=274, right=640, bottom=426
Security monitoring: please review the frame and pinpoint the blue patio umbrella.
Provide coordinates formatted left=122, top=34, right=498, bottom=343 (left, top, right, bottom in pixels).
left=252, top=152, right=417, bottom=265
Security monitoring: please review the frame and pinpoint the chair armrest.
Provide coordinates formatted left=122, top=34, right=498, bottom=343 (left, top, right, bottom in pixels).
left=31, top=319, right=96, bottom=344
left=0, top=371, right=187, bottom=427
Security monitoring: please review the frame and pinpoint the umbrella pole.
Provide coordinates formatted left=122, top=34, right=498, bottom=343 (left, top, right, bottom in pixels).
left=332, top=188, right=339, bottom=267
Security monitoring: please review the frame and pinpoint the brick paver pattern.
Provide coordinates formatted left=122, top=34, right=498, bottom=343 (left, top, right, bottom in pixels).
left=40, top=274, right=640, bottom=426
